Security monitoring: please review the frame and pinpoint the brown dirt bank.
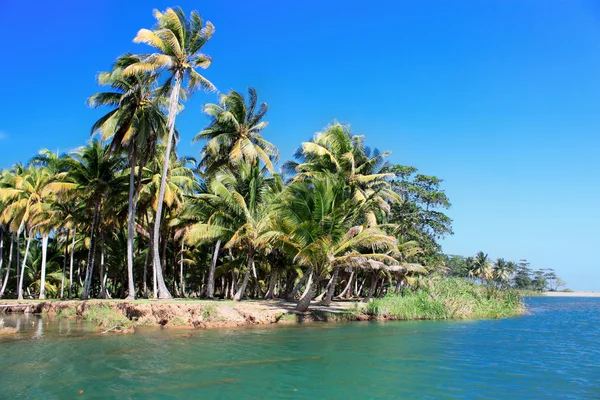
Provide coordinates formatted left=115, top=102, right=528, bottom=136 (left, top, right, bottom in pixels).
left=0, top=299, right=365, bottom=330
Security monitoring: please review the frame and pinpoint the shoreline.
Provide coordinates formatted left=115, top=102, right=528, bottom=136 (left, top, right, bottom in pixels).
left=0, top=299, right=367, bottom=332
left=543, top=291, right=600, bottom=298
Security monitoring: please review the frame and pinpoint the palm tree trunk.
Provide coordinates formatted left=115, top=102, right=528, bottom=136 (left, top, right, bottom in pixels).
left=0, top=235, right=13, bottom=298
left=82, top=199, right=101, bottom=300
left=39, top=234, right=49, bottom=299
left=99, top=241, right=107, bottom=299
left=152, top=71, right=182, bottom=300
left=68, top=228, right=76, bottom=299
left=264, top=270, right=277, bottom=299
left=0, top=228, right=3, bottom=282
left=366, top=275, right=378, bottom=301
left=16, top=232, right=20, bottom=291
left=321, top=267, right=339, bottom=306
left=18, top=230, right=33, bottom=300
left=337, top=271, right=354, bottom=299
left=125, top=146, right=138, bottom=300
left=206, top=240, right=220, bottom=299
left=296, top=269, right=315, bottom=312
left=287, top=273, right=307, bottom=301
left=233, top=249, right=254, bottom=301
left=60, top=230, right=69, bottom=298
left=179, top=239, right=185, bottom=297
left=143, top=246, right=150, bottom=298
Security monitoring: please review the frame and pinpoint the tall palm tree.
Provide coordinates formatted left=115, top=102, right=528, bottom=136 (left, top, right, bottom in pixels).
left=89, top=54, right=167, bottom=299
left=195, top=88, right=279, bottom=174
left=124, top=7, right=216, bottom=298
left=52, top=140, right=127, bottom=299
left=138, top=150, right=196, bottom=298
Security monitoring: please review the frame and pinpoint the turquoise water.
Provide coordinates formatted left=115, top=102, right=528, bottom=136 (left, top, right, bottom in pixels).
left=1, top=297, right=599, bottom=399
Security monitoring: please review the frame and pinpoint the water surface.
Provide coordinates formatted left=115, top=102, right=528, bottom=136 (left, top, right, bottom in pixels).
left=1, top=297, right=599, bottom=399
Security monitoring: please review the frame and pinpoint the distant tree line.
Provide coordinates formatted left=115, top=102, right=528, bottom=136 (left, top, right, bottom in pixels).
left=443, top=253, right=566, bottom=291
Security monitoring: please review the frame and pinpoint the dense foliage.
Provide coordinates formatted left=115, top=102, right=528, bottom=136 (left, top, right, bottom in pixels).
left=0, top=7, right=558, bottom=312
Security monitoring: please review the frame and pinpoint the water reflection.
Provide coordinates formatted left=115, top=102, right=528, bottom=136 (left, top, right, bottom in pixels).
left=0, top=298, right=599, bottom=400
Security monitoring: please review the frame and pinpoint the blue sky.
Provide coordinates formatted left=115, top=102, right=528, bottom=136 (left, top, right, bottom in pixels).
left=1, top=1, right=599, bottom=289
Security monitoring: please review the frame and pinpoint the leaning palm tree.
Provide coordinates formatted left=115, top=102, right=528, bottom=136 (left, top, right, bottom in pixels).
left=195, top=88, right=279, bottom=174
left=124, top=7, right=216, bottom=298
left=89, top=54, right=167, bottom=299
left=274, top=172, right=398, bottom=312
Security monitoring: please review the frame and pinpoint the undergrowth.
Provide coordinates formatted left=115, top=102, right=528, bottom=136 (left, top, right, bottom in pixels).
left=367, top=277, right=525, bottom=320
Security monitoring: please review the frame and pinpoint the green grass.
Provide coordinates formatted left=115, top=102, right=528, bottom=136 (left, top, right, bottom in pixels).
left=82, top=305, right=133, bottom=330
left=367, top=277, right=525, bottom=320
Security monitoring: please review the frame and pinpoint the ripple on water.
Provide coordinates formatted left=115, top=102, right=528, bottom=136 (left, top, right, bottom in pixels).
left=0, top=297, right=599, bottom=399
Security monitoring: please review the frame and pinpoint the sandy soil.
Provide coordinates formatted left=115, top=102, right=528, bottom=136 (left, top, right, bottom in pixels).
left=0, top=299, right=364, bottom=330
left=544, top=291, right=600, bottom=298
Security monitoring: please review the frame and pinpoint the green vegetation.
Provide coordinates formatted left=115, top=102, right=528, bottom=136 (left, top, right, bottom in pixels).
left=0, top=6, right=541, bottom=319
left=367, top=277, right=524, bottom=320
left=82, top=305, right=133, bottom=331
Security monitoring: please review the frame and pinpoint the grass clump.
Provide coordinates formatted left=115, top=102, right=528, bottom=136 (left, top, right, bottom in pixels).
left=367, top=277, right=524, bottom=320
left=82, top=305, right=133, bottom=330
left=57, top=307, right=77, bottom=319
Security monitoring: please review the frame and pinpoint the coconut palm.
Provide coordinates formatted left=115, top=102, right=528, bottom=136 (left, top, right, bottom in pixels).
left=124, top=7, right=216, bottom=299
left=52, top=140, right=127, bottom=299
left=473, top=251, right=492, bottom=283
left=275, top=172, right=397, bottom=311
left=89, top=54, right=168, bottom=299
left=0, top=166, right=55, bottom=299
left=195, top=88, right=279, bottom=174
left=138, top=150, right=196, bottom=298
left=285, top=122, right=399, bottom=226
left=185, top=162, right=280, bottom=301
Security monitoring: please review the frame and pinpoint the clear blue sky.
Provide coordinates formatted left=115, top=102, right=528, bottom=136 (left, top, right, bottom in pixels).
left=1, top=1, right=599, bottom=290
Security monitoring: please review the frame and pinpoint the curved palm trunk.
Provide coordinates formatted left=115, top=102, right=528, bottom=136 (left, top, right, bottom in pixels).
left=39, top=234, right=49, bottom=299
left=68, top=228, right=76, bottom=299
left=0, top=236, right=13, bottom=298
left=287, top=273, right=307, bottom=301
left=296, top=269, right=315, bottom=312
left=206, top=240, right=221, bottom=298
left=321, top=267, right=339, bottom=306
left=125, top=146, right=138, bottom=300
left=82, top=200, right=101, bottom=300
left=18, top=230, right=33, bottom=300
left=152, top=70, right=182, bottom=300
left=337, top=271, right=354, bottom=299
left=233, top=249, right=254, bottom=301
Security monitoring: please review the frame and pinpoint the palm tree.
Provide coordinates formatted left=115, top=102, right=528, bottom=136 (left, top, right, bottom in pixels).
left=195, top=88, right=279, bottom=174
left=185, top=162, right=280, bottom=301
left=124, top=7, right=216, bottom=298
left=0, top=166, right=55, bottom=299
left=275, top=172, right=398, bottom=311
left=285, top=122, right=399, bottom=227
left=52, top=140, right=127, bottom=299
left=138, top=150, right=196, bottom=298
left=473, top=251, right=492, bottom=283
left=89, top=54, right=167, bottom=299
